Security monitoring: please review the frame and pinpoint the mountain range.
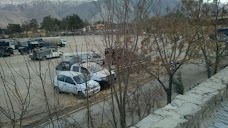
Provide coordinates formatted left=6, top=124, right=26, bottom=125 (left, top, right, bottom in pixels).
left=0, top=0, right=180, bottom=28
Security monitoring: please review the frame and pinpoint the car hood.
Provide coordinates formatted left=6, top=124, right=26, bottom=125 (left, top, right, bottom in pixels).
left=18, top=46, right=27, bottom=49
left=80, top=80, right=100, bottom=88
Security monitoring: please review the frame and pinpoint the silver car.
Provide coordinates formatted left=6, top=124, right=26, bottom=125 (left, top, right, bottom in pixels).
left=53, top=71, right=101, bottom=97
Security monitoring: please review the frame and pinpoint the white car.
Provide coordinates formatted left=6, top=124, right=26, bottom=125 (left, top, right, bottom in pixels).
left=61, top=51, right=104, bottom=65
left=70, top=62, right=116, bottom=90
left=53, top=71, right=101, bottom=97
left=29, top=47, right=63, bottom=60
left=60, top=38, right=67, bottom=47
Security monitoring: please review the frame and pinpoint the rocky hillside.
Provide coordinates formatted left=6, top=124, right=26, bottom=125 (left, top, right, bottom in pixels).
left=0, top=0, right=179, bottom=28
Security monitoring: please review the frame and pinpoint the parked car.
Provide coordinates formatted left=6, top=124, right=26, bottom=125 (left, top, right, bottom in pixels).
left=17, top=41, right=30, bottom=54
left=29, top=47, right=63, bottom=60
left=17, top=40, right=40, bottom=54
left=210, top=33, right=228, bottom=42
left=0, top=39, right=17, bottom=50
left=70, top=62, right=116, bottom=89
left=218, top=28, right=228, bottom=36
left=18, top=38, right=55, bottom=54
left=62, top=51, right=104, bottom=65
left=60, top=38, right=67, bottom=47
left=56, top=56, right=82, bottom=73
left=0, top=40, right=14, bottom=57
left=53, top=71, right=101, bottom=97
left=0, top=47, right=13, bottom=57
left=40, top=37, right=67, bottom=47
left=79, top=51, right=104, bottom=65
left=104, top=48, right=147, bottom=66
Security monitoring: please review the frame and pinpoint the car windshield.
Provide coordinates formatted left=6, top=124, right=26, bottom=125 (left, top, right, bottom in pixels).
left=87, top=64, right=103, bottom=73
left=73, top=74, right=86, bottom=84
left=80, top=53, right=90, bottom=60
left=218, top=34, right=228, bottom=40
left=20, top=42, right=28, bottom=46
left=0, top=41, right=9, bottom=46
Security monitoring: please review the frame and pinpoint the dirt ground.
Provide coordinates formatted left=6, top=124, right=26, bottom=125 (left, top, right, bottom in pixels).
left=0, top=35, right=107, bottom=124
left=1, top=35, right=228, bottom=127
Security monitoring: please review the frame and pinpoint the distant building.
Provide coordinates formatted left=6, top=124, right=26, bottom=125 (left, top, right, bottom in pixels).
left=95, top=24, right=105, bottom=29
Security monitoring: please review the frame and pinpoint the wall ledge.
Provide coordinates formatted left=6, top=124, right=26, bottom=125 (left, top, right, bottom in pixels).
left=132, top=67, right=228, bottom=128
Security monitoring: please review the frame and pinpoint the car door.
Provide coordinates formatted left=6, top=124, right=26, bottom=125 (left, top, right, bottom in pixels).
left=56, top=75, right=68, bottom=92
left=64, top=76, right=77, bottom=94
left=81, top=67, right=90, bottom=79
left=52, top=48, right=59, bottom=57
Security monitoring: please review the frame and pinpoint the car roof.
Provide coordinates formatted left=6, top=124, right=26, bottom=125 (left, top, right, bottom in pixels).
left=62, top=56, right=81, bottom=62
left=0, top=39, right=14, bottom=43
left=62, top=57, right=72, bottom=62
left=71, top=62, right=100, bottom=68
left=58, top=71, right=82, bottom=77
left=63, top=51, right=92, bottom=56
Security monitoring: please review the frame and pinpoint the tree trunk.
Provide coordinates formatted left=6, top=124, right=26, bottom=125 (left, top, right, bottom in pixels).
left=214, top=47, right=219, bottom=75
left=201, top=48, right=212, bottom=78
left=166, top=89, right=172, bottom=104
left=120, top=116, right=126, bottom=128
left=206, top=65, right=212, bottom=78
left=167, top=75, right=173, bottom=104
left=119, top=102, right=126, bottom=128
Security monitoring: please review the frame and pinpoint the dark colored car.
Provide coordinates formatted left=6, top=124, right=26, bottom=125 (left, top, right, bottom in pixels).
left=0, top=40, right=14, bottom=57
left=17, top=39, right=51, bottom=55
left=0, top=47, right=14, bottom=57
left=210, top=33, right=228, bottom=42
left=56, top=56, right=82, bottom=71
left=104, top=48, right=144, bottom=66
left=218, top=28, right=228, bottom=36
left=17, top=41, right=30, bottom=54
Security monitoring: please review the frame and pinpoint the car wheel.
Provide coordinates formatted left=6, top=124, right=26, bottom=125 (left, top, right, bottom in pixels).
left=42, top=56, right=47, bottom=61
left=54, top=87, right=61, bottom=94
left=78, top=91, right=86, bottom=98
left=60, top=44, right=65, bottom=47
left=101, top=81, right=109, bottom=90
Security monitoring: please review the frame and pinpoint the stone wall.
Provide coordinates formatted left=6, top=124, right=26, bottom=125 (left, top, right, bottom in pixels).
left=132, top=67, right=228, bottom=128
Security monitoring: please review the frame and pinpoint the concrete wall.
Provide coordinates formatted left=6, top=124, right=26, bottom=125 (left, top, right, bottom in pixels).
left=132, top=67, right=228, bottom=128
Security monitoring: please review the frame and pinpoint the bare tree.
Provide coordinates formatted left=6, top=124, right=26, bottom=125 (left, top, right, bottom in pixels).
left=93, top=0, right=164, bottom=127
left=0, top=57, right=33, bottom=128
left=183, top=0, right=228, bottom=78
left=140, top=6, right=199, bottom=104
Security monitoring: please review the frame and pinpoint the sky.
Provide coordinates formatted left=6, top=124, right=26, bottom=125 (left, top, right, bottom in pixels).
left=0, top=0, right=226, bottom=5
left=204, top=0, right=228, bottom=4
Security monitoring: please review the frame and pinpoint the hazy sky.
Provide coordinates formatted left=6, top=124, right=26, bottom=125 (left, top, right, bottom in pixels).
left=204, top=0, right=228, bottom=3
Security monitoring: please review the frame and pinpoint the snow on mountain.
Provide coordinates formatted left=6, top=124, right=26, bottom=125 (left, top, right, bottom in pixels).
left=0, top=0, right=179, bottom=28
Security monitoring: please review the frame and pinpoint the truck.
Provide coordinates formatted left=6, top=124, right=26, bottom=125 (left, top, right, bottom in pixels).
left=18, top=40, right=40, bottom=55
left=18, top=37, right=58, bottom=54
left=29, top=47, right=63, bottom=60
left=41, top=37, right=67, bottom=47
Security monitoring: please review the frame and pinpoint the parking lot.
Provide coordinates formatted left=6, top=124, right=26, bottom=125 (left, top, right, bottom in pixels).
left=1, top=35, right=221, bottom=127
left=0, top=35, right=107, bottom=123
